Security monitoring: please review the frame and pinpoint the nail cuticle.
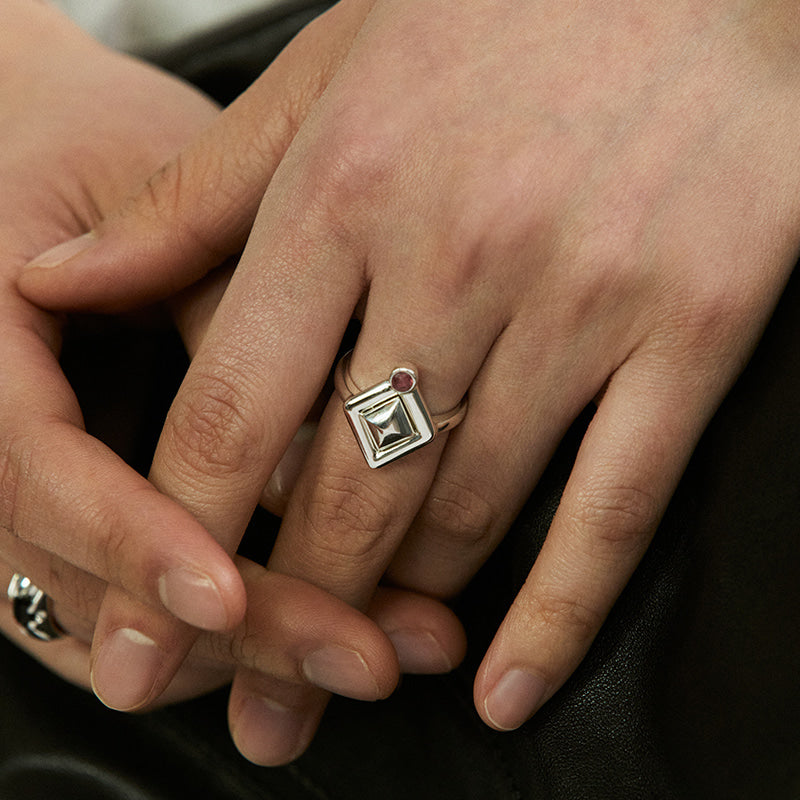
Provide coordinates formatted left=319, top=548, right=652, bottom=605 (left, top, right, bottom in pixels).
left=301, top=645, right=380, bottom=700
left=484, top=668, right=547, bottom=731
left=387, top=628, right=453, bottom=673
left=90, top=627, right=163, bottom=712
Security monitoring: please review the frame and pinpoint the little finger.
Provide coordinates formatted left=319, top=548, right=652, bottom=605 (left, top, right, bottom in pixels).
left=474, top=361, right=717, bottom=730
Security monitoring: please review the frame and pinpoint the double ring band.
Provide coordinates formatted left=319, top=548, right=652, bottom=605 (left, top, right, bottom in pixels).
left=7, top=573, right=64, bottom=642
left=334, top=350, right=467, bottom=468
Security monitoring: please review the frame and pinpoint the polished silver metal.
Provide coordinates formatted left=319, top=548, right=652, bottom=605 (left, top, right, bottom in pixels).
left=7, top=574, right=64, bottom=642
left=334, top=350, right=467, bottom=468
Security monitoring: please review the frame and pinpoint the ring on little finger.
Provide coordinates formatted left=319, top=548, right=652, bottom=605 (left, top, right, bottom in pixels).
left=334, top=350, right=467, bottom=469
left=7, top=573, right=65, bottom=642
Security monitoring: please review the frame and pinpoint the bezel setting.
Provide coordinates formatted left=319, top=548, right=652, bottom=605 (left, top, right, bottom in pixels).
left=342, top=367, right=435, bottom=468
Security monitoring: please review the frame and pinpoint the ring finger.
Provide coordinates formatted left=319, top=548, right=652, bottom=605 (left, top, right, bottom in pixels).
left=267, top=256, right=500, bottom=607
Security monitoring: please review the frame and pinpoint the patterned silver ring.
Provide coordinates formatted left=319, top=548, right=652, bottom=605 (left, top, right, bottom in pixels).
left=334, top=350, right=467, bottom=468
left=7, top=573, right=65, bottom=642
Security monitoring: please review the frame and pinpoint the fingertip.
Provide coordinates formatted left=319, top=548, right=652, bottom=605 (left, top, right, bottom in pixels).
left=301, top=644, right=388, bottom=701
left=478, top=667, right=547, bottom=732
left=368, top=588, right=468, bottom=674
left=228, top=678, right=326, bottom=767
left=90, top=627, right=163, bottom=712
left=386, top=628, right=455, bottom=674
left=231, top=694, right=314, bottom=766
left=260, top=422, right=316, bottom=515
left=18, top=232, right=106, bottom=311
left=24, top=231, right=98, bottom=271
left=18, top=221, right=208, bottom=313
left=158, top=564, right=245, bottom=632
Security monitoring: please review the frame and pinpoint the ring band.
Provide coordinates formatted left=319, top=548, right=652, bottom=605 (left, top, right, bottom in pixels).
left=7, top=574, right=64, bottom=642
left=334, top=350, right=467, bottom=468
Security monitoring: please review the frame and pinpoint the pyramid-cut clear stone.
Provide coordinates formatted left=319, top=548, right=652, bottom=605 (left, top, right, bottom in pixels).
left=363, top=398, right=415, bottom=449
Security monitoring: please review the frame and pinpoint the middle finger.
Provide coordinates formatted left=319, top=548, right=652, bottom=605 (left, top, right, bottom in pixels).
left=267, top=257, right=498, bottom=608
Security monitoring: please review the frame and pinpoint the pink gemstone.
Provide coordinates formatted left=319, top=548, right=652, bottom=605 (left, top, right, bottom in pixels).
left=391, top=369, right=416, bottom=392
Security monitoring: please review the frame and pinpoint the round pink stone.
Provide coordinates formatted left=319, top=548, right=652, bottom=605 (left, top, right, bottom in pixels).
left=391, top=369, right=416, bottom=392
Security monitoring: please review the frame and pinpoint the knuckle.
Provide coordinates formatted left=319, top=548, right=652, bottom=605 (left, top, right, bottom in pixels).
left=422, top=476, right=497, bottom=552
left=564, top=241, right=641, bottom=331
left=70, top=493, right=132, bottom=583
left=305, top=112, right=400, bottom=222
left=673, top=283, right=752, bottom=354
left=204, top=621, right=296, bottom=682
left=434, top=197, right=541, bottom=308
left=300, top=468, right=397, bottom=562
left=129, top=154, right=231, bottom=265
left=567, top=479, right=660, bottom=556
left=527, top=588, right=604, bottom=650
left=422, top=250, right=487, bottom=311
left=209, top=622, right=258, bottom=668
left=165, top=364, right=264, bottom=480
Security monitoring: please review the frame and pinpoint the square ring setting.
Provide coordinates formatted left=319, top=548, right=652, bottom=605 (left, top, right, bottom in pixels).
left=342, top=368, right=435, bottom=468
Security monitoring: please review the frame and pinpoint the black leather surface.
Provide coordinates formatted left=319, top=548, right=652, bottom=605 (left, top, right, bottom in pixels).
left=152, top=0, right=335, bottom=105
left=1, top=4, right=798, bottom=797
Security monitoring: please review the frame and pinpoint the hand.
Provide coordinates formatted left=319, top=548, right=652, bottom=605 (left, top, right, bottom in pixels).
left=1, top=548, right=463, bottom=763
left=1, top=0, right=465, bottom=762
left=19, top=0, right=800, bottom=763
left=0, top=0, right=254, bottom=641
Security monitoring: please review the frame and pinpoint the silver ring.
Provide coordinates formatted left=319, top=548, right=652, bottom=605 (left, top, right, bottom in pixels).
left=334, top=350, right=467, bottom=468
left=7, top=574, right=64, bottom=642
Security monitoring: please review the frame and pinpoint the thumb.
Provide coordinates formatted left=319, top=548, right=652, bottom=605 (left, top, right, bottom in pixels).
left=18, top=1, right=367, bottom=313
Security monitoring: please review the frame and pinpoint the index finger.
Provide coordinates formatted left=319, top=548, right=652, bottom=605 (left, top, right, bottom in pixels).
left=0, top=317, right=245, bottom=634
left=87, top=139, right=372, bottom=708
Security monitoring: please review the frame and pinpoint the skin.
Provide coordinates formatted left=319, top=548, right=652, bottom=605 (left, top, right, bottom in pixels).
left=18, top=0, right=800, bottom=765
left=0, top=0, right=465, bottom=766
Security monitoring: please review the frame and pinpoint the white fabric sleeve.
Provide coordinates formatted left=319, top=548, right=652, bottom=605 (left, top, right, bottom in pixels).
left=51, top=0, right=279, bottom=53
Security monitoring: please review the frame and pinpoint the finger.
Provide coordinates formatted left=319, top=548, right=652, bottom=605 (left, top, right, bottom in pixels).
left=0, top=557, right=234, bottom=706
left=86, top=89, right=386, bottom=708
left=195, top=559, right=400, bottom=699
left=192, top=576, right=467, bottom=678
left=473, top=357, right=716, bottom=731
left=90, top=555, right=401, bottom=711
left=366, top=587, right=466, bottom=674
left=164, top=580, right=469, bottom=711
left=227, top=586, right=468, bottom=766
left=0, top=528, right=102, bottom=643
left=87, top=567, right=464, bottom=712
left=0, top=328, right=246, bottom=633
left=17, top=0, right=372, bottom=313
left=266, top=251, right=499, bottom=606
left=0, top=560, right=93, bottom=692
left=387, top=322, right=601, bottom=598
left=3, top=422, right=245, bottom=629
left=232, top=275, right=487, bottom=745
left=229, top=670, right=329, bottom=766
left=173, top=266, right=321, bottom=517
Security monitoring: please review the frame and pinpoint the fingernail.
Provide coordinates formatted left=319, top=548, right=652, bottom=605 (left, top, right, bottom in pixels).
left=264, top=423, right=315, bottom=500
left=232, top=695, right=308, bottom=766
left=484, top=669, right=547, bottom=731
left=28, top=231, right=97, bottom=269
left=302, top=646, right=380, bottom=701
left=158, top=567, right=229, bottom=631
left=91, top=628, right=162, bottom=711
left=388, top=629, right=453, bottom=674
